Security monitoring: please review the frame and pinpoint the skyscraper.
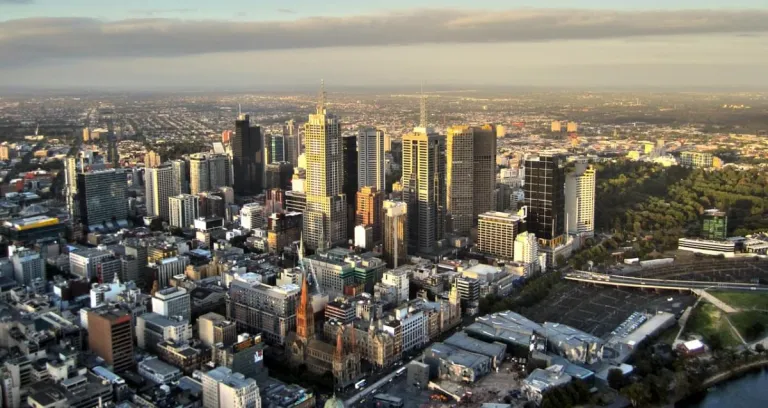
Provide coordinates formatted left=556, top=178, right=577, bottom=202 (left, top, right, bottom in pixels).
left=342, top=134, right=358, bottom=240
left=356, top=186, right=384, bottom=244
left=477, top=211, right=521, bottom=260
left=445, top=125, right=474, bottom=235
left=170, top=159, right=190, bottom=194
left=145, top=165, right=175, bottom=220
left=265, top=162, right=293, bottom=191
left=169, top=194, right=199, bottom=229
left=267, top=134, right=285, bottom=163
left=382, top=200, right=408, bottom=268
left=473, top=124, right=497, bottom=218
left=565, top=162, right=596, bottom=237
left=76, top=168, right=129, bottom=228
left=303, top=82, right=347, bottom=250
left=88, top=309, right=135, bottom=373
left=145, top=150, right=162, bottom=168
left=190, top=153, right=229, bottom=195
left=232, top=114, right=264, bottom=196
left=524, top=154, right=565, bottom=247
left=402, top=94, right=445, bottom=255
left=358, top=127, right=385, bottom=193
left=283, top=119, right=301, bottom=168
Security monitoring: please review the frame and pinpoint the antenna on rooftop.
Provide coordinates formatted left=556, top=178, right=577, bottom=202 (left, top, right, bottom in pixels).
left=318, top=79, right=326, bottom=114
left=419, top=82, right=427, bottom=128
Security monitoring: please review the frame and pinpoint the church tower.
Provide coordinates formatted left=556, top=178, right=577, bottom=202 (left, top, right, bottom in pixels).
left=296, top=271, right=315, bottom=340
left=333, top=326, right=361, bottom=387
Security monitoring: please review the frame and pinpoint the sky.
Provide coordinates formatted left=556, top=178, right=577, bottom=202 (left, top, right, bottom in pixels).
left=1, top=0, right=767, bottom=89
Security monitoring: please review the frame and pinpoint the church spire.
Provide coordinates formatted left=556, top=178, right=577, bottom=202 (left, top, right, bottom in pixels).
left=296, top=268, right=315, bottom=340
left=334, top=326, right=344, bottom=361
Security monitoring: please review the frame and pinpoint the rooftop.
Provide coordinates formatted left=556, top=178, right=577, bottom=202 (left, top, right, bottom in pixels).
left=204, top=366, right=257, bottom=390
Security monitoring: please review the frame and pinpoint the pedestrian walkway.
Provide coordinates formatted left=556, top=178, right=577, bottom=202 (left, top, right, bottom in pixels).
left=693, top=289, right=739, bottom=314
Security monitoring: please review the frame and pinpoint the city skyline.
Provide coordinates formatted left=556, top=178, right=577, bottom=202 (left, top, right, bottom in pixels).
left=1, top=2, right=767, bottom=88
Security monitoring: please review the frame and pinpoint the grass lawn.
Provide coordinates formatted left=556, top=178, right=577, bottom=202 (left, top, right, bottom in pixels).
left=656, top=323, right=680, bottom=345
left=683, top=303, right=741, bottom=348
left=729, top=311, right=768, bottom=342
left=709, top=291, right=768, bottom=311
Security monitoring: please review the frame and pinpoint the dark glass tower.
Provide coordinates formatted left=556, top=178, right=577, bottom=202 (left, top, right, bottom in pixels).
left=342, top=134, right=358, bottom=239
left=524, top=154, right=565, bottom=247
left=232, top=114, right=264, bottom=195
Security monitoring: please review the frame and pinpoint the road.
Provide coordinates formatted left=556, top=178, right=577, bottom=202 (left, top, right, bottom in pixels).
left=565, top=271, right=768, bottom=292
left=344, top=361, right=411, bottom=406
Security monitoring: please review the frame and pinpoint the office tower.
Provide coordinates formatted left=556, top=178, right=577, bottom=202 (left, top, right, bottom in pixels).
left=228, top=280, right=299, bottom=345
left=524, top=154, right=565, bottom=247
left=190, top=153, right=229, bottom=195
left=240, top=202, right=265, bottom=230
left=145, top=151, right=162, bottom=168
left=65, top=156, right=79, bottom=218
left=232, top=113, right=264, bottom=195
left=304, top=250, right=355, bottom=299
left=266, top=134, right=285, bottom=163
left=565, top=162, right=596, bottom=237
left=11, top=250, right=45, bottom=287
left=169, top=194, right=199, bottom=229
left=702, top=209, right=728, bottom=240
left=198, top=312, right=237, bottom=347
left=152, top=287, right=191, bottom=322
left=455, top=276, right=480, bottom=316
left=283, top=120, right=300, bottom=168
left=473, top=124, right=497, bottom=218
left=136, top=312, right=193, bottom=351
left=477, top=211, right=521, bottom=259
left=358, top=127, right=385, bottom=192
left=149, top=256, right=189, bottom=289
left=551, top=121, right=562, bottom=133
left=69, top=248, right=114, bottom=280
left=265, top=162, right=293, bottom=191
left=76, top=169, right=128, bottom=227
left=356, top=186, right=383, bottom=244
left=170, top=159, right=190, bottom=194
left=201, top=366, right=261, bottom=408
left=0, top=144, right=10, bottom=161
left=566, top=121, right=579, bottom=133
left=495, top=124, right=506, bottom=138
left=265, top=188, right=285, bottom=214
left=303, top=83, right=347, bottom=250
left=680, top=151, right=714, bottom=168
left=285, top=190, right=306, bottom=214
left=145, top=165, right=175, bottom=220
left=222, top=130, right=233, bottom=144
left=88, top=309, right=135, bottom=373
left=382, top=200, right=408, bottom=268
left=514, top=232, right=539, bottom=272
left=343, top=134, right=358, bottom=239
left=494, top=184, right=513, bottom=212
left=382, top=268, right=409, bottom=304
left=402, top=103, right=445, bottom=255
left=266, top=212, right=302, bottom=254
left=198, top=192, right=226, bottom=219
left=445, top=126, right=474, bottom=235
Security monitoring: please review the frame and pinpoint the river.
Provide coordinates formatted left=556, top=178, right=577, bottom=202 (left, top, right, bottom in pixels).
left=678, top=369, right=768, bottom=407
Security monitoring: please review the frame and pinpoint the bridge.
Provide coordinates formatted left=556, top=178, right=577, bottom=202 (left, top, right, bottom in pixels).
left=564, top=271, right=768, bottom=292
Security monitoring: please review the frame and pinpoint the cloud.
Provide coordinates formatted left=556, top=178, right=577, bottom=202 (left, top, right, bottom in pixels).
left=0, top=0, right=34, bottom=4
left=128, top=9, right=196, bottom=17
left=277, top=8, right=296, bottom=14
left=1, top=8, right=767, bottom=67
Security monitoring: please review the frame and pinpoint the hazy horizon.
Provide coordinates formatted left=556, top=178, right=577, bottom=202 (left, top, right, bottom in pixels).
left=2, top=1, right=767, bottom=89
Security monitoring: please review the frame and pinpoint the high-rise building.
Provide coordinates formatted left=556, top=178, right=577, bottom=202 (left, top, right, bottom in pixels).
left=566, top=121, right=579, bottom=133
left=473, top=124, right=497, bottom=218
left=149, top=256, right=189, bottom=289
left=304, top=250, right=355, bottom=299
left=358, top=127, right=385, bottom=193
left=88, top=309, right=135, bottom=373
left=303, top=83, right=347, bottom=250
left=680, top=151, right=714, bottom=168
left=169, top=194, right=199, bottom=229
left=190, top=153, right=229, bottom=195
left=702, top=209, right=728, bottom=240
left=201, top=366, right=261, bottom=408
left=356, top=186, right=384, bottom=244
left=283, top=120, right=301, bottom=168
left=565, top=162, right=596, bottom=237
left=551, top=121, right=562, bottom=133
left=514, top=232, right=539, bottom=272
left=524, top=154, right=565, bottom=247
left=11, top=250, right=45, bottom=287
left=382, top=200, right=408, bottom=268
left=227, top=280, right=299, bottom=345
left=343, top=134, right=358, bottom=239
left=145, top=165, right=175, bottom=220
left=402, top=125, right=445, bottom=255
left=152, top=287, right=191, bottom=322
left=170, top=159, right=190, bottom=194
left=381, top=268, right=410, bottom=305
left=0, top=144, right=11, bottom=161
left=76, top=169, right=128, bottom=228
left=240, top=202, right=265, bottom=231
left=232, top=114, right=264, bottom=196
left=145, top=151, right=162, bottom=168
left=477, top=211, right=521, bottom=260
left=267, top=134, right=285, bottom=163
left=265, top=162, right=293, bottom=191
left=445, top=126, right=474, bottom=235
left=70, top=248, right=114, bottom=280
left=266, top=212, right=302, bottom=255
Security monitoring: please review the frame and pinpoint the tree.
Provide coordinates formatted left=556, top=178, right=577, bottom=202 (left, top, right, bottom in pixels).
left=756, top=343, right=766, bottom=354
left=607, top=368, right=625, bottom=389
left=555, top=254, right=566, bottom=268
left=621, top=382, right=652, bottom=408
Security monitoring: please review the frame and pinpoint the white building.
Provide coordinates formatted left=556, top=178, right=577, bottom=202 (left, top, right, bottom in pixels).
left=90, top=281, right=130, bottom=308
left=11, top=250, right=45, bottom=287
left=565, top=162, right=596, bottom=237
left=357, top=127, right=386, bottom=192
left=136, top=312, right=193, bottom=349
left=202, top=366, right=261, bottom=408
left=381, top=267, right=410, bottom=305
left=354, top=224, right=372, bottom=250
left=513, top=232, right=539, bottom=275
left=384, top=304, right=428, bottom=353
left=69, top=248, right=112, bottom=280
left=240, top=202, right=265, bottom=231
left=152, top=287, right=191, bottom=322
left=169, top=194, right=199, bottom=229
left=145, top=165, right=176, bottom=220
